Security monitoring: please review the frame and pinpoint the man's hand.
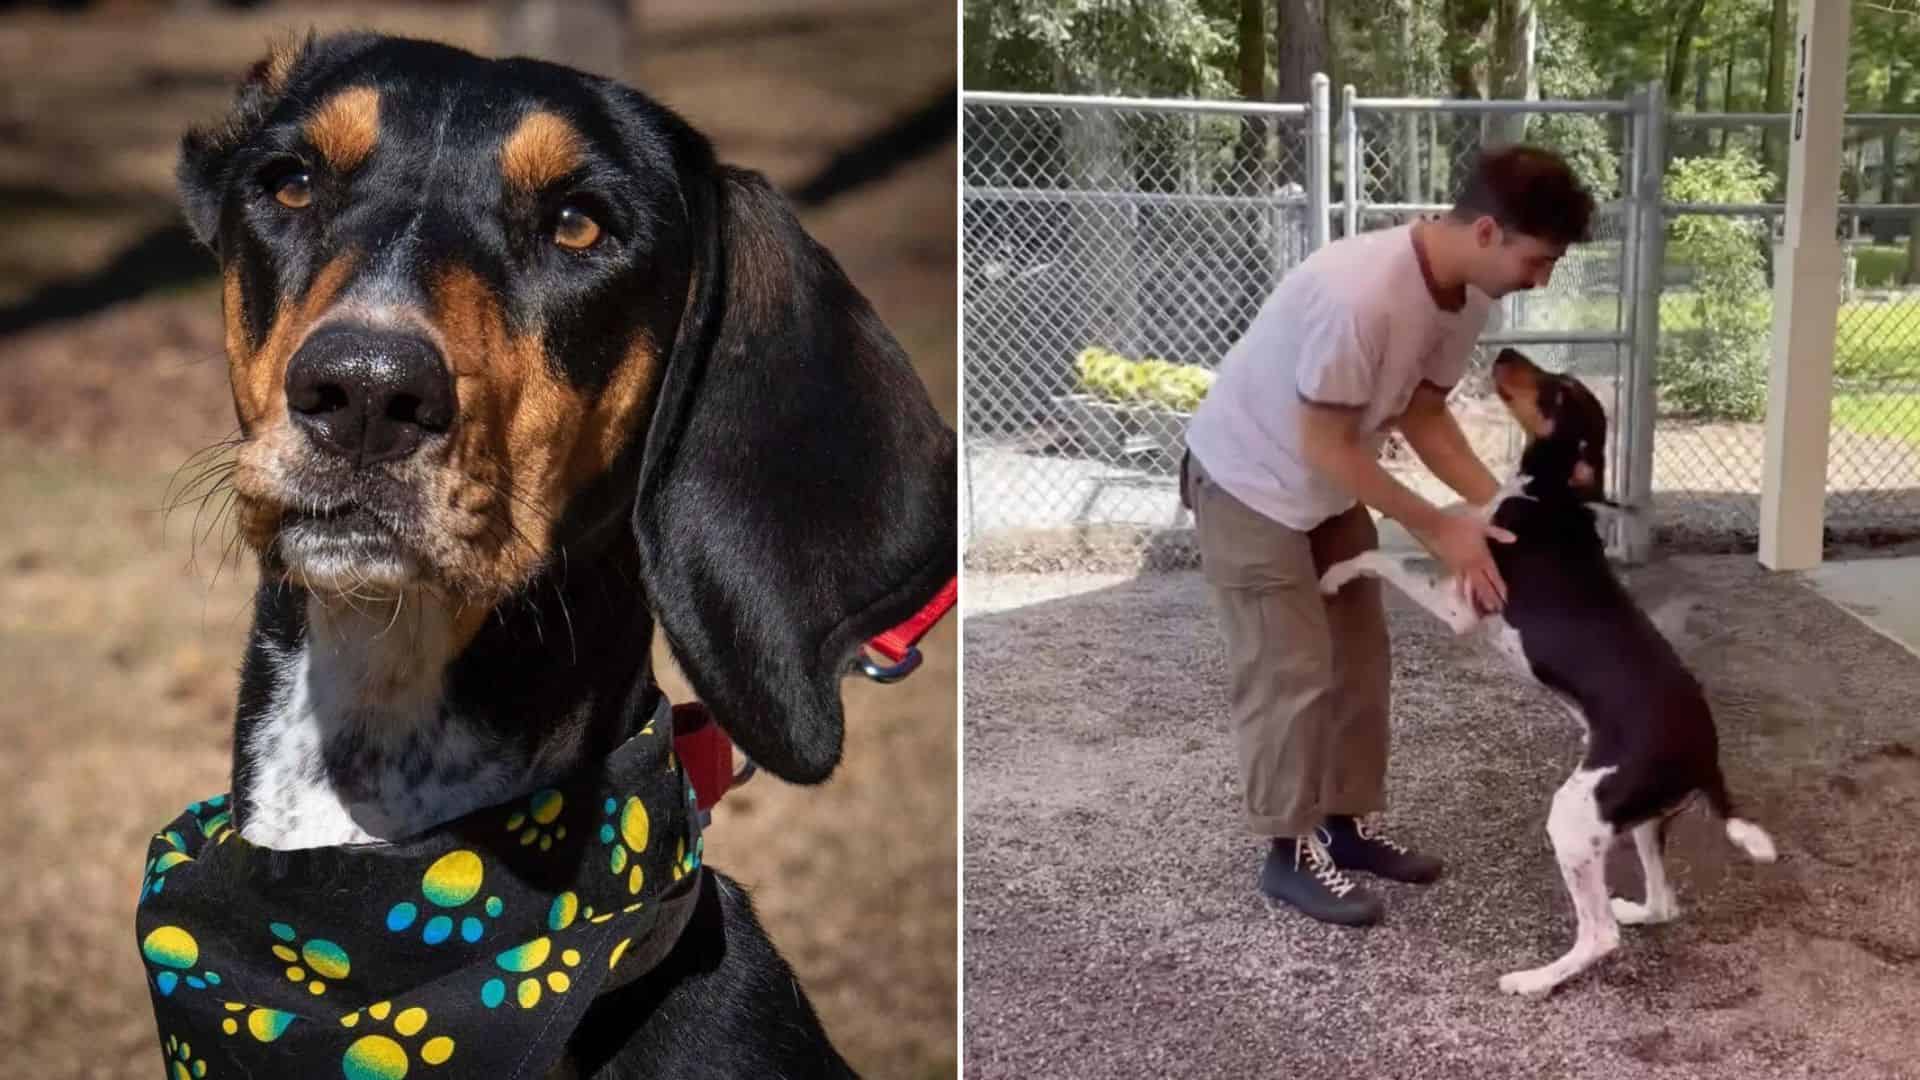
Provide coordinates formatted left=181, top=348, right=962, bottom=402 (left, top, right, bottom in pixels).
left=1411, top=509, right=1516, bottom=613
left=1299, top=400, right=1514, bottom=613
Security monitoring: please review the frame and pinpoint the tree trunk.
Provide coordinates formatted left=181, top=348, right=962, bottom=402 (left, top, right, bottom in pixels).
left=491, top=0, right=629, bottom=79
left=1672, top=32, right=1712, bottom=157
left=1442, top=0, right=1491, bottom=163
left=1664, top=0, right=1707, bottom=105
left=1275, top=0, right=1331, bottom=103
left=1399, top=0, right=1423, bottom=204
left=1873, top=70, right=1909, bottom=244
left=1907, top=154, right=1920, bottom=283
left=1760, top=0, right=1790, bottom=198
left=1717, top=47, right=1735, bottom=154
left=1275, top=0, right=1331, bottom=187
left=1487, top=0, right=1536, bottom=147
left=1237, top=0, right=1269, bottom=186
left=1907, top=213, right=1919, bottom=286
left=1068, top=110, right=1143, bottom=355
left=1442, top=0, right=1489, bottom=99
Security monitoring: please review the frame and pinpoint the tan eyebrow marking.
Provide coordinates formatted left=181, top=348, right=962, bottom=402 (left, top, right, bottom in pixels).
left=500, top=110, right=584, bottom=192
left=304, top=86, right=381, bottom=173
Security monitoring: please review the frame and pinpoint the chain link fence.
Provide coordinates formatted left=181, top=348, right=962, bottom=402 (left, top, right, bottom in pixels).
left=963, top=93, right=1313, bottom=572
left=962, top=86, right=1920, bottom=582
left=1658, top=113, right=1920, bottom=545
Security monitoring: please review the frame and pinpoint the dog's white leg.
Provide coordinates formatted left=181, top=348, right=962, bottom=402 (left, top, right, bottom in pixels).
left=1610, top=821, right=1680, bottom=925
left=1319, top=551, right=1481, bottom=635
left=1499, top=768, right=1621, bottom=997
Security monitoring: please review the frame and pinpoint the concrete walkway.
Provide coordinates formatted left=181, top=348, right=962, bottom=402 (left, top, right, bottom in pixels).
left=1804, top=555, right=1920, bottom=662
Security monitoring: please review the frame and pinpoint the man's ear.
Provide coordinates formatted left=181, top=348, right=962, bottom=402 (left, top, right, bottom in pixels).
left=631, top=165, right=955, bottom=785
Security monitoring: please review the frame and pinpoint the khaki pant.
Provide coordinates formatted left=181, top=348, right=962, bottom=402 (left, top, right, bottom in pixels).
left=1184, top=453, right=1391, bottom=837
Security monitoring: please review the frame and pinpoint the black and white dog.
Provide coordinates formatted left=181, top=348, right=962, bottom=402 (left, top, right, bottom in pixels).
left=1319, top=348, right=1777, bottom=998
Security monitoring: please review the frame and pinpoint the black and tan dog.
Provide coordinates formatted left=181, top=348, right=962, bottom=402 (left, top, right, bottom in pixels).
left=1319, top=349, right=1775, bottom=998
left=149, top=29, right=952, bottom=1077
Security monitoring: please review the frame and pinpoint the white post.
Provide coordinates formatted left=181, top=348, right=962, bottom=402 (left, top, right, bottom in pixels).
left=1759, top=0, right=1849, bottom=571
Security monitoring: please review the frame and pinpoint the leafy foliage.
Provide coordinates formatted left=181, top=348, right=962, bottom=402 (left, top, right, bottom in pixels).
left=1658, top=153, right=1772, bottom=420
left=963, top=0, right=1235, bottom=97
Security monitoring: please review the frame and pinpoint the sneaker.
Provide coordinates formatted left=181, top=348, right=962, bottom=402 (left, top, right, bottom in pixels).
left=1323, top=815, right=1444, bottom=884
left=1258, top=828, right=1384, bottom=927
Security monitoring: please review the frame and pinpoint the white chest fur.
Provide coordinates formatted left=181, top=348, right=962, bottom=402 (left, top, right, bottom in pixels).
left=239, top=597, right=527, bottom=850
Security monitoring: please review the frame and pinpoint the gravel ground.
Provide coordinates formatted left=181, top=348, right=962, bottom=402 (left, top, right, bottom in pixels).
left=963, top=559, right=1920, bottom=1079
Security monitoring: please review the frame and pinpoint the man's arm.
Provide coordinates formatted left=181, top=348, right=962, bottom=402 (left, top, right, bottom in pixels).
left=1395, top=382, right=1501, bottom=506
left=1299, top=398, right=1513, bottom=610
left=1298, top=401, right=1449, bottom=537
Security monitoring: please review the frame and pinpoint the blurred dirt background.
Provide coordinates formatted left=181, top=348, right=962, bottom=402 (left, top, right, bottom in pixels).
left=0, top=2, right=956, bottom=1076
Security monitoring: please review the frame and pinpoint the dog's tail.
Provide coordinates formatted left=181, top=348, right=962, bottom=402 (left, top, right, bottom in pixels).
left=1702, top=775, right=1778, bottom=863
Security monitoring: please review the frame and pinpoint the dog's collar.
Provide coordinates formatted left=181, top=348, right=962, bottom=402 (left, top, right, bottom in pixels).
left=136, top=697, right=700, bottom=1079
left=672, top=576, right=957, bottom=818
left=859, top=576, right=956, bottom=682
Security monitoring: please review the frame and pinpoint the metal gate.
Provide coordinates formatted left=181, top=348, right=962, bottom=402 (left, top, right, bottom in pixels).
left=962, top=81, right=1655, bottom=572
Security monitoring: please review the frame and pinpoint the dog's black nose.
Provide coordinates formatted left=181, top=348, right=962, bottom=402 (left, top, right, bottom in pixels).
left=286, top=327, right=455, bottom=464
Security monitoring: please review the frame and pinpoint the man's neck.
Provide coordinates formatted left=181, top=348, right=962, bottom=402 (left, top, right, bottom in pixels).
left=1410, top=219, right=1469, bottom=312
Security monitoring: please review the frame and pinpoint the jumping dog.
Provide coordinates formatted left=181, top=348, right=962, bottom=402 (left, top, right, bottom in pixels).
left=1319, top=348, right=1776, bottom=998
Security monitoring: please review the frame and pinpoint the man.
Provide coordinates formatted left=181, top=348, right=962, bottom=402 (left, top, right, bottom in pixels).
left=1181, top=145, right=1595, bottom=926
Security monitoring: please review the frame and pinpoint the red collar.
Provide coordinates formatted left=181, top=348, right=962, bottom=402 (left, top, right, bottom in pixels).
left=859, top=576, right=957, bottom=681
left=674, top=576, right=957, bottom=814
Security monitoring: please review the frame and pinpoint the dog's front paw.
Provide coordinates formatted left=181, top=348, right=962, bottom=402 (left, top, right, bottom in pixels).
left=1497, top=968, right=1557, bottom=998
left=1320, top=561, right=1361, bottom=595
left=1443, top=604, right=1480, bottom=636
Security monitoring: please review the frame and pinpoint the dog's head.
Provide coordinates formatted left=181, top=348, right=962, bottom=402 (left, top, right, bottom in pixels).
left=1490, top=347, right=1608, bottom=502
left=178, top=32, right=954, bottom=783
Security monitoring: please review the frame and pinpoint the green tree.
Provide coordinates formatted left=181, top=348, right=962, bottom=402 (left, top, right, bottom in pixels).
left=1659, top=153, right=1772, bottom=420
left=962, top=0, right=1235, bottom=97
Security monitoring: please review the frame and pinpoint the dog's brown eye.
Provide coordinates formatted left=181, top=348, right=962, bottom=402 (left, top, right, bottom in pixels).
left=273, top=172, right=313, bottom=209
left=554, top=206, right=602, bottom=250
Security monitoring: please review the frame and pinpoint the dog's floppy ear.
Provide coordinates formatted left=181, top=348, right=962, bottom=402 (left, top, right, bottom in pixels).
left=633, top=165, right=956, bottom=784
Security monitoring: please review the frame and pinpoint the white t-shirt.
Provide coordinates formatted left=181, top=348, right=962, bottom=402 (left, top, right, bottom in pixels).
left=1185, top=224, right=1492, bottom=531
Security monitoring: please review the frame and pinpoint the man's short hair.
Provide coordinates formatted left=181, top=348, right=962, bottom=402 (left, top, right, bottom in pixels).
left=1449, top=145, right=1595, bottom=247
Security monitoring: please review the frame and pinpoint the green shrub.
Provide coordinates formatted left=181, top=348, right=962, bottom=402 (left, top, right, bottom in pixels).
left=1658, top=154, right=1773, bottom=421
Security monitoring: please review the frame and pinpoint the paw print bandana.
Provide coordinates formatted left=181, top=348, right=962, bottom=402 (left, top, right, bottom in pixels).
left=135, top=697, right=703, bottom=1078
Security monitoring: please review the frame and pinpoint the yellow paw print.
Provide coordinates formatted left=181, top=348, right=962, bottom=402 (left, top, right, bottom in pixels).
left=267, top=922, right=349, bottom=995
left=218, top=1002, right=295, bottom=1043
left=337, top=1000, right=455, bottom=1077
left=506, top=789, right=568, bottom=851
left=481, top=931, right=586, bottom=1010
left=386, top=849, right=505, bottom=946
left=141, top=925, right=223, bottom=996
left=141, top=831, right=194, bottom=902
left=165, top=1034, right=207, bottom=1079
left=599, top=796, right=649, bottom=894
